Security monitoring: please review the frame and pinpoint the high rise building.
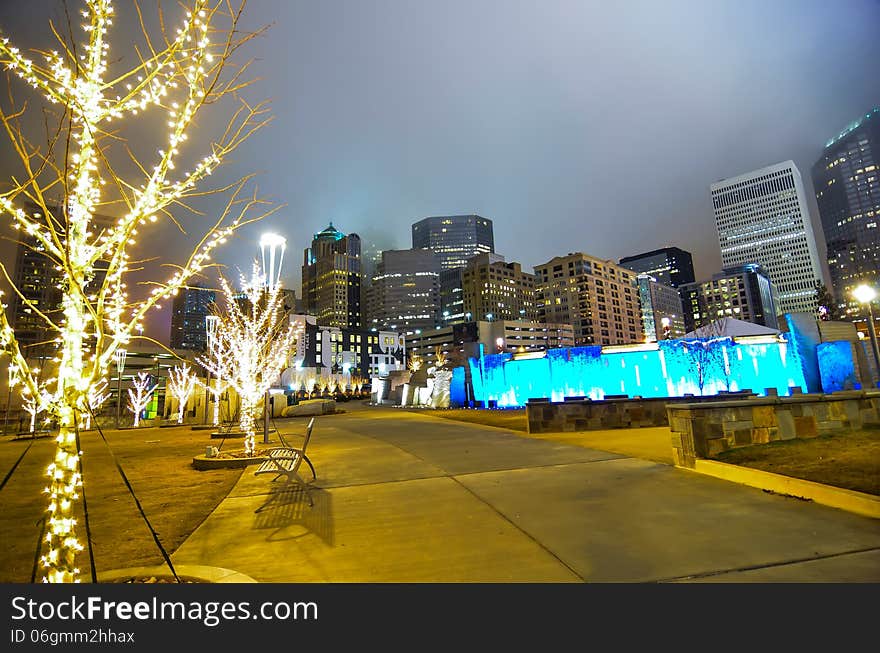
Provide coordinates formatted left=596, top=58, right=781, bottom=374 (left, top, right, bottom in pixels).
left=635, top=274, right=685, bottom=341
left=534, top=253, right=643, bottom=346
left=811, top=107, right=880, bottom=319
left=412, top=215, right=494, bottom=324
left=364, top=248, right=441, bottom=332
left=711, top=160, right=824, bottom=315
left=679, top=263, right=780, bottom=333
left=411, top=214, right=494, bottom=269
left=301, top=223, right=361, bottom=328
left=462, top=253, right=537, bottom=323
left=619, top=247, right=695, bottom=288
left=169, top=285, right=216, bottom=351
left=0, top=200, right=112, bottom=350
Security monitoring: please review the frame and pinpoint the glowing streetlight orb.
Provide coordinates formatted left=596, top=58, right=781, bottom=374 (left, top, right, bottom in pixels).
left=853, top=284, right=877, bottom=305
left=259, top=232, right=286, bottom=292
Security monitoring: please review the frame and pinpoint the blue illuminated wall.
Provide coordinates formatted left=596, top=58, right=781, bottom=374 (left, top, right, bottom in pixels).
left=467, top=334, right=817, bottom=408
left=817, top=341, right=860, bottom=392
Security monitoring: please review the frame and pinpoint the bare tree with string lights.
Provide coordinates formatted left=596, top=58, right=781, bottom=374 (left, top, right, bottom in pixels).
left=197, top=262, right=298, bottom=457
left=167, top=362, right=198, bottom=424
left=126, top=371, right=156, bottom=427
left=0, top=0, right=275, bottom=582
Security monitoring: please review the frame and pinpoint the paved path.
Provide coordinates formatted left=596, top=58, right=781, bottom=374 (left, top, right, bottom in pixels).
left=172, top=406, right=880, bottom=582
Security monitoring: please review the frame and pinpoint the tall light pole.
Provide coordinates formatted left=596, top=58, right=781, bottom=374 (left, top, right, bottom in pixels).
left=4, top=363, right=16, bottom=436
left=260, top=233, right=286, bottom=444
left=204, top=314, right=219, bottom=425
left=853, top=284, right=880, bottom=387
left=115, top=348, right=127, bottom=429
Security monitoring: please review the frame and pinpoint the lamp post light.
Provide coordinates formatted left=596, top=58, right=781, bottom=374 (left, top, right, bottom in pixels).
left=115, top=348, right=127, bottom=429
left=259, top=232, right=286, bottom=292
left=4, top=363, right=17, bottom=436
left=204, top=315, right=219, bottom=425
left=853, top=284, right=880, bottom=386
left=258, top=233, right=286, bottom=443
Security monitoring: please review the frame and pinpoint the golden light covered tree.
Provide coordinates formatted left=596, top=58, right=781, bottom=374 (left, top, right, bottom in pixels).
left=197, top=262, right=298, bottom=457
left=0, top=0, right=273, bottom=582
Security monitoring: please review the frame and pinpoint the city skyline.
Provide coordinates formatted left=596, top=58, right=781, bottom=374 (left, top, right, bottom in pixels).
left=0, top=1, right=878, bottom=341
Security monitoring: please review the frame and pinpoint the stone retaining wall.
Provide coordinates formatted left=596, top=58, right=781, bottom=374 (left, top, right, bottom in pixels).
left=667, top=390, right=880, bottom=468
left=525, top=392, right=756, bottom=433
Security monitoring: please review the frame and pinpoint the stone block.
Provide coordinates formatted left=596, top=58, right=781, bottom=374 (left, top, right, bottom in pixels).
left=707, top=438, right=729, bottom=457
left=282, top=399, right=336, bottom=417
left=777, top=411, right=796, bottom=440
left=843, top=401, right=861, bottom=428
left=752, top=427, right=770, bottom=444
left=732, top=428, right=752, bottom=445
left=752, top=405, right=775, bottom=428
left=794, top=416, right=817, bottom=438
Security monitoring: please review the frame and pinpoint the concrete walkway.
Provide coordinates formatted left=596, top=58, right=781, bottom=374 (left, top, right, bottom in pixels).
left=172, top=405, right=880, bottom=582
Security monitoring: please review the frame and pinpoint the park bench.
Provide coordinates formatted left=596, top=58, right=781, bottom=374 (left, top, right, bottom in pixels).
left=254, top=417, right=316, bottom=507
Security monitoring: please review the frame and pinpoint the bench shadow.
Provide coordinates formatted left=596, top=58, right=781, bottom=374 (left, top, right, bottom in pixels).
left=252, top=483, right=334, bottom=546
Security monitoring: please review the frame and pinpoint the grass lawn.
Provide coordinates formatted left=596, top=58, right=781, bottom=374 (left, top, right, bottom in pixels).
left=0, top=424, right=247, bottom=583
left=428, top=408, right=880, bottom=497
left=713, top=428, right=880, bottom=496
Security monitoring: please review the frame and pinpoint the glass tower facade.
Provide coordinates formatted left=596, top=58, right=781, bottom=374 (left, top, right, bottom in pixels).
left=811, top=107, right=880, bottom=319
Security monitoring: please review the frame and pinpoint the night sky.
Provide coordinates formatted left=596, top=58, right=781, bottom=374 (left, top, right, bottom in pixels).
left=1, top=0, right=879, bottom=340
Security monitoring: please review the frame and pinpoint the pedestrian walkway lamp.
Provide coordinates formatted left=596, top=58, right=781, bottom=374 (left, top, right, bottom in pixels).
left=4, top=363, right=17, bottom=436
left=259, top=233, right=287, bottom=443
left=115, top=348, right=127, bottom=429
left=204, top=315, right=219, bottom=425
left=853, top=284, right=880, bottom=386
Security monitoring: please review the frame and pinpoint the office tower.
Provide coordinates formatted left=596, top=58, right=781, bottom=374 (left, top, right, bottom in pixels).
left=679, top=263, right=780, bottom=333
left=411, top=214, right=494, bottom=269
left=635, top=274, right=685, bottom=341
left=534, top=253, right=643, bottom=346
left=462, top=253, right=537, bottom=322
left=0, top=200, right=112, bottom=350
left=811, top=107, right=880, bottom=319
left=412, top=215, right=494, bottom=323
left=364, top=248, right=441, bottom=332
left=301, top=223, right=361, bottom=328
left=169, top=285, right=217, bottom=351
left=711, top=160, right=824, bottom=314
left=619, top=247, right=695, bottom=288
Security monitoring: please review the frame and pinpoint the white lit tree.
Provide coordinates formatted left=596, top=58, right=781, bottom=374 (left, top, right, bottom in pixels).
left=81, top=379, right=110, bottom=430
left=126, top=371, right=156, bottom=427
left=197, top=263, right=298, bottom=456
left=0, top=1, right=273, bottom=581
left=167, top=362, right=198, bottom=424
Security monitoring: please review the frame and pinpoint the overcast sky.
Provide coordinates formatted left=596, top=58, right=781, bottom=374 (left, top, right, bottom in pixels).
left=1, top=0, right=879, bottom=339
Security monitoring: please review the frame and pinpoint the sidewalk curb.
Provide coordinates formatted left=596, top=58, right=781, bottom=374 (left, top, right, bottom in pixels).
left=688, top=459, right=880, bottom=519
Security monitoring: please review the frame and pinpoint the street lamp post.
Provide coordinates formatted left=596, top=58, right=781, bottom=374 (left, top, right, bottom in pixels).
left=115, top=348, right=127, bottom=429
left=853, top=284, right=880, bottom=386
left=260, top=233, right=286, bottom=444
left=4, top=364, right=16, bottom=436
left=205, top=315, right=219, bottom=425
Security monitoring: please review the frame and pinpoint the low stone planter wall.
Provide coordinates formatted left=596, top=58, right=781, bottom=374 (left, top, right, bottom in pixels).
left=667, top=390, right=880, bottom=468
left=525, top=392, right=756, bottom=434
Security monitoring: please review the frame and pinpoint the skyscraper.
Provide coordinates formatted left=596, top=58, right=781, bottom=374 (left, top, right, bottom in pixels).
left=811, top=107, right=880, bottom=319
left=412, top=215, right=495, bottom=323
left=711, top=160, right=824, bottom=315
left=679, top=264, right=780, bottom=333
left=364, top=248, right=441, bottom=332
left=411, top=214, right=494, bottom=269
left=619, top=247, right=695, bottom=288
left=534, top=253, right=643, bottom=346
left=462, top=253, right=537, bottom=322
left=169, top=285, right=216, bottom=351
left=301, top=223, right=361, bottom=328
left=634, top=274, right=685, bottom=341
